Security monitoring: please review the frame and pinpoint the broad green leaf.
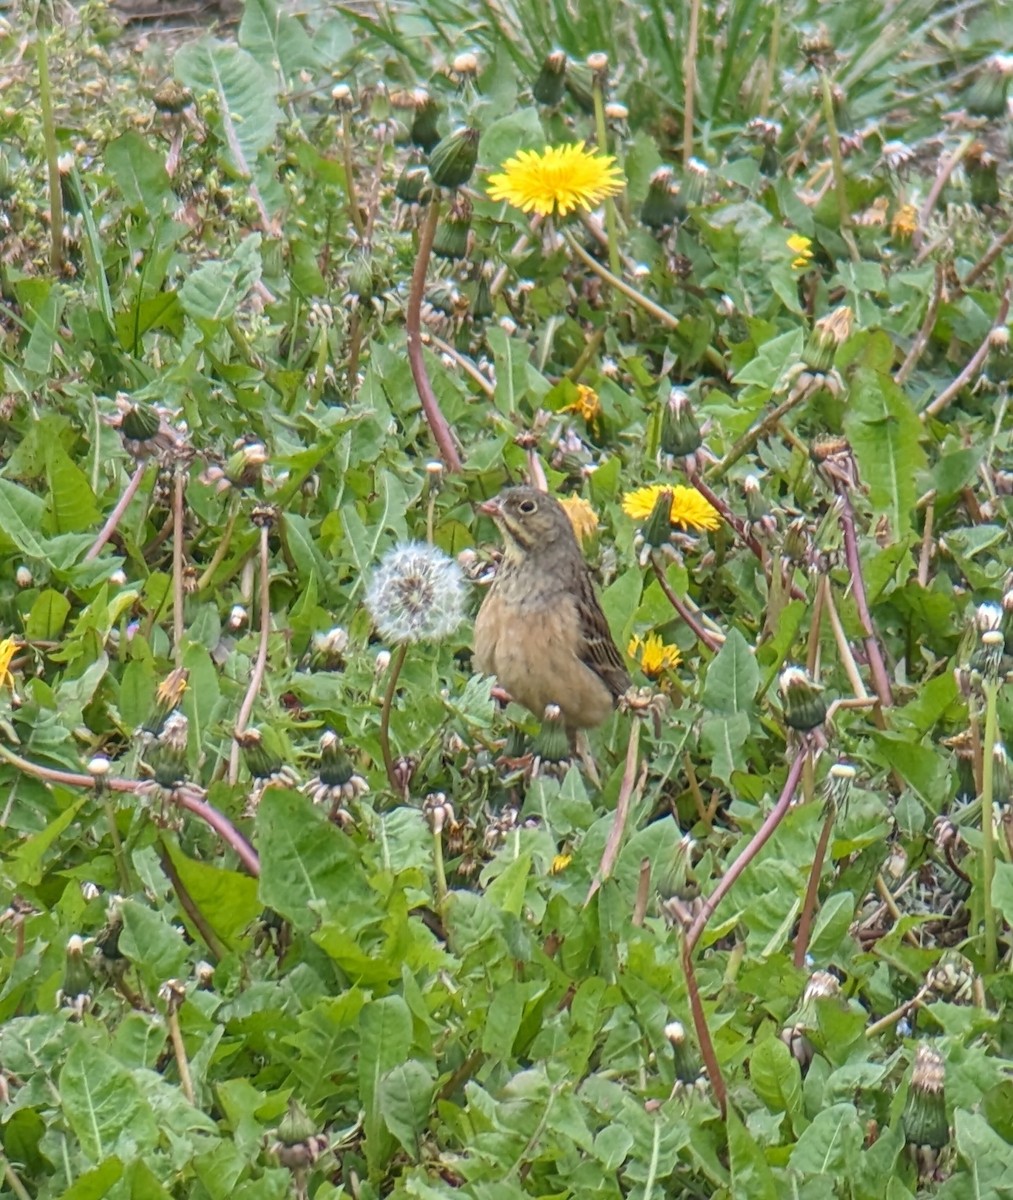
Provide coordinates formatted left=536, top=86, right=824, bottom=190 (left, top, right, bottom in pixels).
left=239, top=0, right=320, bottom=81
left=119, top=899, right=191, bottom=987
left=359, top=996, right=412, bottom=1174
left=479, top=109, right=545, bottom=167
left=23, top=285, right=65, bottom=377
left=179, top=235, right=263, bottom=324
left=175, top=41, right=281, bottom=177
left=9, top=793, right=88, bottom=886
left=163, top=838, right=261, bottom=950
left=0, top=477, right=47, bottom=557
left=700, top=711, right=750, bottom=783
left=59, top=1040, right=159, bottom=1162
left=104, top=131, right=174, bottom=214
left=378, top=1060, right=434, bottom=1156
left=808, top=890, right=856, bottom=963
left=58, top=1156, right=125, bottom=1199
left=24, top=588, right=72, bottom=640
left=789, top=1102, right=863, bottom=1175
left=45, top=438, right=101, bottom=534
left=727, top=1108, right=779, bottom=1200
left=702, top=628, right=759, bottom=714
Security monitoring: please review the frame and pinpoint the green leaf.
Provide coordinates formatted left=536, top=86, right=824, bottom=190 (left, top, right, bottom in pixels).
left=359, top=996, right=412, bottom=1174
left=59, top=1040, right=159, bottom=1162
left=163, top=838, right=261, bottom=950
left=239, top=0, right=320, bottom=81
left=175, top=41, right=281, bottom=178
left=104, top=131, right=174, bottom=215
left=0, top=478, right=47, bottom=557
left=179, top=235, right=263, bottom=324
left=808, top=891, right=856, bottom=963
left=700, top=711, right=750, bottom=783
left=24, top=588, right=72, bottom=640
left=479, top=109, right=545, bottom=168
left=702, top=628, right=759, bottom=714
left=788, top=1102, right=863, bottom=1175
left=45, top=438, right=101, bottom=534
left=119, top=899, right=191, bottom=987
left=727, top=1108, right=778, bottom=1200
left=749, top=1036, right=803, bottom=1125
left=378, top=1060, right=434, bottom=1157
left=23, top=285, right=65, bottom=377
left=58, top=1156, right=125, bottom=1199
left=844, top=368, right=926, bottom=538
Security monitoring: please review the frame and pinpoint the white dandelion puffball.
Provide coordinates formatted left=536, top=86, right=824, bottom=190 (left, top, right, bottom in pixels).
left=365, top=542, right=466, bottom=644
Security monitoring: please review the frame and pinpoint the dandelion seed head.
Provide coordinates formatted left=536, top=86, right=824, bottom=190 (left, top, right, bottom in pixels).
left=365, top=542, right=466, bottom=644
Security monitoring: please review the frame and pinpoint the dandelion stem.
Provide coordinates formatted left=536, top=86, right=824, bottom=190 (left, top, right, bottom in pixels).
left=196, top=502, right=239, bottom=592
left=406, top=198, right=464, bottom=472
left=35, top=20, right=64, bottom=274
left=379, top=643, right=409, bottom=794
left=981, top=677, right=999, bottom=974
left=104, top=795, right=131, bottom=893
left=897, top=264, right=944, bottom=386
left=85, top=463, right=148, bottom=561
left=585, top=719, right=642, bottom=905
left=229, top=522, right=272, bottom=785
left=650, top=553, right=722, bottom=653
left=682, top=0, right=702, bottom=165
left=793, top=800, right=835, bottom=968
left=432, top=826, right=448, bottom=909
left=172, top=466, right=186, bottom=665
left=819, top=72, right=856, bottom=258
left=340, top=110, right=366, bottom=238
left=921, top=280, right=1011, bottom=421
left=962, top=223, right=1013, bottom=289
left=166, top=1002, right=195, bottom=1105
left=835, top=491, right=893, bottom=708
left=157, top=835, right=228, bottom=962
left=706, top=387, right=814, bottom=481
left=591, top=78, right=621, bottom=276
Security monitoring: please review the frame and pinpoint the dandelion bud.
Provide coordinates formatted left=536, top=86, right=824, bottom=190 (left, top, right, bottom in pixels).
left=823, top=759, right=857, bottom=810
left=225, top=442, right=268, bottom=489
left=277, top=1097, right=318, bottom=1148
left=781, top=516, right=811, bottom=564
left=331, top=83, right=353, bottom=110
left=311, top=626, right=349, bottom=665
left=640, top=488, right=675, bottom=549
left=58, top=934, right=92, bottom=1016
left=802, top=306, right=853, bottom=373
left=903, top=1044, right=948, bottom=1177
left=409, top=89, right=441, bottom=152
left=962, top=53, right=1013, bottom=118
left=966, top=142, right=999, bottom=208
left=604, top=101, right=628, bottom=122
left=660, top=388, right=702, bottom=457
left=374, top=649, right=391, bottom=676
left=743, top=475, right=777, bottom=538
left=365, top=542, right=466, bottom=645
left=145, top=667, right=189, bottom=735
left=432, top=193, right=473, bottom=259
left=778, top=665, right=827, bottom=731
left=451, top=51, right=479, bottom=80
left=228, top=604, right=248, bottom=631
left=779, top=970, right=840, bottom=1070
left=533, top=704, right=571, bottom=763
left=586, top=51, right=609, bottom=74
left=564, top=62, right=595, bottom=113
left=195, top=960, right=215, bottom=988
left=427, top=126, right=480, bottom=189
left=235, top=728, right=283, bottom=780
left=424, top=791, right=455, bottom=834
left=15, top=565, right=32, bottom=588
left=532, top=49, right=568, bottom=106
left=88, top=755, right=111, bottom=778
left=158, top=978, right=187, bottom=1013
left=976, top=602, right=1003, bottom=633
left=640, top=166, right=680, bottom=230
left=148, top=711, right=189, bottom=789
left=681, top=157, right=710, bottom=209
left=663, top=1021, right=706, bottom=1092
left=153, top=80, right=190, bottom=114
left=394, top=162, right=430, bottom=207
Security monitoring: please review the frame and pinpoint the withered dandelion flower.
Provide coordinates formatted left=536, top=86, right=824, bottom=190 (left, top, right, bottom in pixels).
left=558, top=495, right=599, bottom=544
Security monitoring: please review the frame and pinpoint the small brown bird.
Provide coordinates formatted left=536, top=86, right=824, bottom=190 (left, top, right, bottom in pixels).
left=473, top=486, right=631, bottom=737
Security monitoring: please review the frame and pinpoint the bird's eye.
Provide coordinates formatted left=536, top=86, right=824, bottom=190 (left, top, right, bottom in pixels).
left=518, top=499, right=537, bottom=514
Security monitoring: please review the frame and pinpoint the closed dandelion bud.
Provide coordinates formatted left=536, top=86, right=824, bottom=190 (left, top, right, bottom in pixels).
left=641, top=489, right=675, bottom=549
left=409, top=89, right=441, bottom=152
left=395, top=162, right=430, bottom=206
left=681, top=157, right=710, bottom=208
left=782, top=517, right=810, bottom=564
left=664, top=1021, right=705, bottom=1090
left=349, top=253, right=381, bottom=302
left=318, top=731, right=356, bottom=788
left=88, top=755, right=111, bottom=779
left=743, top=475, right=777, bottom=537
left=966, top=144, right=999, bottom=208
left=119, top=400, right=161, bottom=443
left=153, top=80, right=190, bottom=114
left=641, top=166, right=680, bottom=230
left=533, top=704, right=571, bottom=762
left=15, top=565, right=32, bottom=588
left=150, top=711, right=189, bottom=788
left=228, top=604, right=248, bottom=630
left=451, top=51, right=479, bottom=81
left=660, top=388, right=702, bottom=457
left=235, top=728, right=282, bottom=780
left=425, top=461, right=444, bottom=497
left=976, top=602, right=1003, bottom=633
left=428, top=126, right=480, bottom=189
left=564, top=63, right=596, bottom=114
left=780, top=970, right=840, bottom=1070
left=963, top=53, right=1013, bottom=118
left=311, top=625, right=349, bottom=665
left=331, top=83, right=353, bottom=110
left=533, top=50, right=567, bottom=107
left=903, top=1045, right=949, bottom=1167
left=59, top=935, right=92, bottom=1013
left=432, top=195, right=473, bottom=259
left=225, top=442, right=267, bottom=489
left=472, top=271, right=493, bottom=321
left=802, top=306, right=853, bottom=373
left=278, top=1098, right=318, bottom=1148
left=779, top=665, right=826, bottom=731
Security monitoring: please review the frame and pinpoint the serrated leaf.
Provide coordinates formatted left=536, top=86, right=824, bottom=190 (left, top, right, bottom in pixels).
left=179, top=235, right=263, bottom=324
left=59, top=1040, right=159, bottom=1162
left=378, top=1060, right=434, bottom=1157
left=104, top=131, right=174, bottom=215
left=702, top=628, right=759, bottom=714
left=700, top=711, right=750, bottom=783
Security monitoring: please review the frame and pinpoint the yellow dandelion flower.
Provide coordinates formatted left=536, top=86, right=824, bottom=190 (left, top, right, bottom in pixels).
left=550, top=853, right=573, bottom=874
left=486, top=141, right=625, bottom=218
left=891, top=204, right=918, bottom=240
left=628, top=633, right=681, bottom=678
left=0, top=637, right=17, bottom=691
left=558, top=495, right=599, bottom=544
left=621, top=484, right=721, bottom=532
left=562, top=384, right=602, bottom=423
left=787, top=233, right=813, bottom=269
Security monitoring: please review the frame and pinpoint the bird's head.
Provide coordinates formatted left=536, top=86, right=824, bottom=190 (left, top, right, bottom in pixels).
left=478, top=487, right=574, bottom=561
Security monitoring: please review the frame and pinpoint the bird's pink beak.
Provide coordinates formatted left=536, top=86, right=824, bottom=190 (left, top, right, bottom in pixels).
left=478, top=497, right=502, bottom=517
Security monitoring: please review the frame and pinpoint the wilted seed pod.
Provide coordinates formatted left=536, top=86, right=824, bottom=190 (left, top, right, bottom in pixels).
left=779, top=664, right=827, bottom=731
left=564, top=62, right=596, bottom=113
left=311, top=626, right=348, bottom=666
left=432, top=194, right=473, bottom=260
left=278, top=1097, right=318, bottom=1148
left=152, top=80, right=190, bottom=114
left=641, top=489, right=674, bottom=549
left=225, top=441, right=267, bottom=489
left=966, top=143, right=999, bottom=208
left=149, top=711, right=189, bottom=788
left=533, top=704, right=571, bottom=763
left=428, top=126, right=480, bottom=189
left=902, top=1044, right=949, bottom=1177
left=145, top=667, right=189, bottom=735
left=395, top=162, right=430, bottom=207
left=640, top=166, right=680, bottom=231
left=15, top=565, right=33, bottom=588
left=664, top=1021, right=706, bottom=1092
left=409, top=89, right=441, bottom=152
left=781, top=516, right=811, bottom=564
left=660, top=389, right=702, bottom=457
left=119, top=400, right=162, bottom=443
left=533, top=49, right=568, bottom=107
left=962, top=53, right=1013, bottom=118
left=348, top=253, right=381, bottom=304
left=96, top=898, right=124, bottom=962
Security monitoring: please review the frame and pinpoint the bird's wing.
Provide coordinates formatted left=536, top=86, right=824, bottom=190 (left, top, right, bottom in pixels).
left=575, top=569, right=632, bottom=700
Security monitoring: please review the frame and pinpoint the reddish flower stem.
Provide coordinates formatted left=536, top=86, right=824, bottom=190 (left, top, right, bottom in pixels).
left=649, top=554, right=722, bottom=653
left=836, top=492, right=893, bottom=708
left=793, top=801, right=835, bottom=968
left=682, top=749, right=808, bottom=1118
left=85, top=463, right=148, bottom=561
left=406, top=198, right=464, bottom=473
